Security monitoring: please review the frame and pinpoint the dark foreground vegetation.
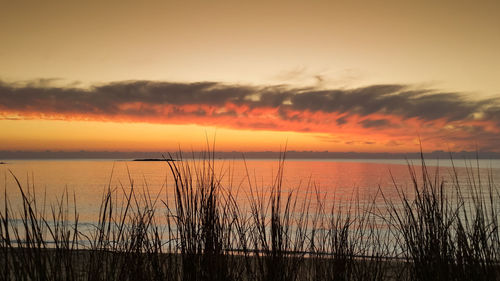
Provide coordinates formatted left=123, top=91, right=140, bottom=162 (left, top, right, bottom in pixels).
left=1, top=151, right=500, bottom=281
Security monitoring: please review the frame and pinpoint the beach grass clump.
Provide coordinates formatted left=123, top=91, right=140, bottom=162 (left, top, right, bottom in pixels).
left=384, top=156, right=500, bottom=281
left=0, top=174, right=81, bottom=281
left=164, top=150, right=238, bottom=281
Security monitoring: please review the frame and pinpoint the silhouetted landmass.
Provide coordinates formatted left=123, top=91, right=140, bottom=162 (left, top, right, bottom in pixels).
left=1, top=150, right=500, bottom=159
left=133, top=158, right=178, bottom=162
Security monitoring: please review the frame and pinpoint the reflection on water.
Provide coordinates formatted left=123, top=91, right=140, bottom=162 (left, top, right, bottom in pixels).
left=1, top=158, right=500, bottom=222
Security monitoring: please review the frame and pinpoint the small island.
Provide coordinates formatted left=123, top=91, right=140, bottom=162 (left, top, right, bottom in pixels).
left=133, top=158, right=178, bottom=162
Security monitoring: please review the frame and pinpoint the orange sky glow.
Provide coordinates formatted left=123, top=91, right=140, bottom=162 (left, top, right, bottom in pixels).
left=1, top=0, right=499, bottom=153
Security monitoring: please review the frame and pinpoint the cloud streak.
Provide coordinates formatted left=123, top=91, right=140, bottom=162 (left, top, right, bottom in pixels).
left=1, top=79, right=499, bottom=150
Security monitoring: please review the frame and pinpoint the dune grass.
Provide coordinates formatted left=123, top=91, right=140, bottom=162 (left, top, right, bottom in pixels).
left=1, top=151, right=499, bottom=280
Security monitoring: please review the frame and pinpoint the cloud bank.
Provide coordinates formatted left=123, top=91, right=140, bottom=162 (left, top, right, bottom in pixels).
left=1, top=79, right=499, bottom=151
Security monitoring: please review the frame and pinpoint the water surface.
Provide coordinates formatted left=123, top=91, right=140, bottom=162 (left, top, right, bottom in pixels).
left=2, top=158, right=499, bottom=222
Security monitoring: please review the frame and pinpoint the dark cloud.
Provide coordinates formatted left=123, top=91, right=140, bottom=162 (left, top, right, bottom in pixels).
left=0, top=79, right=498, bottom=126
left=0, top=116, right=30, bottom=120
left=336, top=116, right=348, bottom=125
left=359, top=119, right=392, bottom=129
left=386, top=140, right=403, bottom=147
left=484, top=106, right=500, bottom=126
left=343, top=140, right=377, bottom=145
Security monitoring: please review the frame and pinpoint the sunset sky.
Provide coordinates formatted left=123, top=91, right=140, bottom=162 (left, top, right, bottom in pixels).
left=1, top=0, right=499, bottom=152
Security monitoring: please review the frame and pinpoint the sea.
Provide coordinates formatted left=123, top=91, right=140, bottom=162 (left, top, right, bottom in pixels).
left=2, top=158, right=500, bottom=222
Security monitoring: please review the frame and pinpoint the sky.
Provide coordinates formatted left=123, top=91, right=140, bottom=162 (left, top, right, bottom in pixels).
left=1, top=0, right=500, bottom=153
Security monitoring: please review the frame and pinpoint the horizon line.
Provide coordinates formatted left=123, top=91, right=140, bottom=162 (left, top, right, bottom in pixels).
left=1, top=150, right=500, bottom=160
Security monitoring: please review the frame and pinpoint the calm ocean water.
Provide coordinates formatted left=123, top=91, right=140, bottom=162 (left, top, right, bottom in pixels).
left=2, top=158, right=500, bottom=222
